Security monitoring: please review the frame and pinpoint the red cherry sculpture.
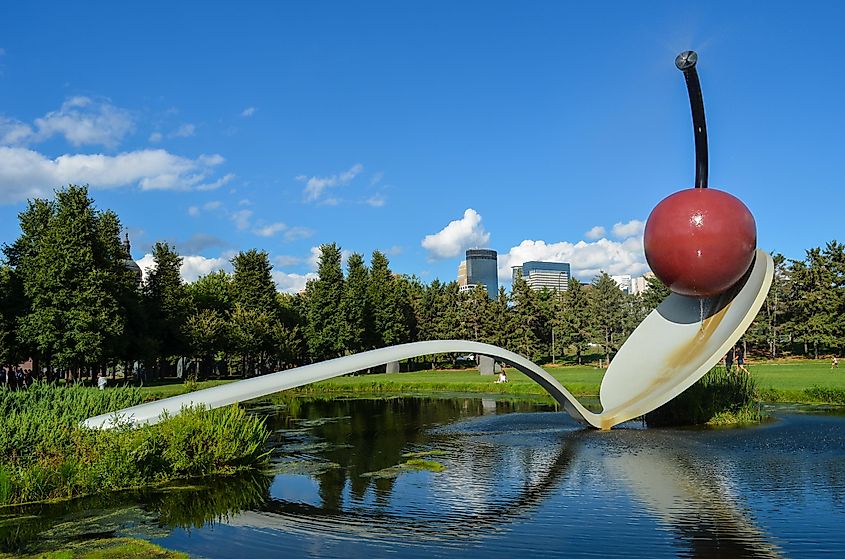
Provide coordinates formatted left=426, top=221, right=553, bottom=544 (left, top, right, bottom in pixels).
left=644, top=51, right=758, bottom=298
left=644, top=188, right=756, bottom=297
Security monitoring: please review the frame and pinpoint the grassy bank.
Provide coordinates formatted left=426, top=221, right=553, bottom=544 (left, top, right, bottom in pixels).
left=0, top=383, right=269, bottom=507
left=0, top=538, right=188, bottom=559
left=289, top=359, right=845, bottom=406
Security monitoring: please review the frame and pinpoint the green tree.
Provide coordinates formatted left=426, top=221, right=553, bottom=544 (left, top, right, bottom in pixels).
left=367, top=251, right=412, bottom=348
left=231, top=249, right=277, bottom=316
left=14, top=186, right=133, bottom=378
left=508, top=276, right=543, bottom=361
left=589, top=272, right=625, bottom=365
left=559, top=278, right=591, bottom=364
left=340, top=253, right=370, bottom=353
left=305, top=243, right=345, bottom=360
left=184, top=308, right=228, bottom=378
left=144, top=242, right=191, bottom=376
left=187, top=270, right=233, bottom=316
left=641, top=274, right=671, bottom=312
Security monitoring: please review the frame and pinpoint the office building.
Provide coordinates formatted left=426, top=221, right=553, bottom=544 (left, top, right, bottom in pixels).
left=611, top=274, right=632, bottom=294
left=465, top=249, right=498, bottom=299
left=630, top=271, right=656, bottom=295
left=513, top=261, right=570, bottom=293
left=457, top=261, right=468, bottom=288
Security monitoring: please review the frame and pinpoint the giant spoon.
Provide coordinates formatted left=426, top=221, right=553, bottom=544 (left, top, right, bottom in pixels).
left=85, top=52, right=772, bottom=431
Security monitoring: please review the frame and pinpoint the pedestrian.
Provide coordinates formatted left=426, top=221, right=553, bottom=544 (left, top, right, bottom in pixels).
left=97, top=372, right=107, bottom=390
left=833, top=356, right=839, bottom=370
left=725, top=347, right=734, bottom=373
left=735, top=345, right=749, bottom=375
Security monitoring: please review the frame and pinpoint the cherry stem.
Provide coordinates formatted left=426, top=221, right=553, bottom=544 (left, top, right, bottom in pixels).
left=675, top=51, right=708, bottom=189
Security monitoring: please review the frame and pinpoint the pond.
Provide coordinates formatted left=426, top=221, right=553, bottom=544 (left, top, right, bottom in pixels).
left=2, top=396, right=845, bottom=558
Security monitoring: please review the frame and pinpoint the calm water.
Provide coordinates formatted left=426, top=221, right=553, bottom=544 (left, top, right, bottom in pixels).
left=2, top=396, right=845, bottom=558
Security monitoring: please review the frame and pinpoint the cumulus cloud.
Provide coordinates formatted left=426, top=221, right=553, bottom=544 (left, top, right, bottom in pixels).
left=241, top=107, right=256, bottom=117
left=297, top=163, right=363, bottom=203
left=585, top=225, right=606, bottom=240
left=136, top=253, right=230, bottom=284
left=498, top=236, right=649, bottom=283
left=611, top=219, right=645, bottom=239
left=253, top=222, right=287, bottom=237
left=11, top=97, right=135, bottom=149
left=0, top=146, right=230, bottom=204
left=421, top=208, right=490, bottom=260
left=272, top=271, right=317, bottom=294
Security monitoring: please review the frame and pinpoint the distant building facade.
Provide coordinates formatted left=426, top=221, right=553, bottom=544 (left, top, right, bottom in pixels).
left=611, top=274, right=632, bottom=294
left=512, top=261, right=570, bottom=293
left=457, top=261, right=468, bottom=288
left=464, top=249, right=498, bottom=299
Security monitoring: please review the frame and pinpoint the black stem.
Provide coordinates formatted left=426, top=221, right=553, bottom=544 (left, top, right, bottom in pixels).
left=675, top=50, right=708, bottom=189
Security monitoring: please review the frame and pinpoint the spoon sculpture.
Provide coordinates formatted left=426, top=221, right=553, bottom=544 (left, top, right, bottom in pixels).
left=85, top=51, right=773, bottom=431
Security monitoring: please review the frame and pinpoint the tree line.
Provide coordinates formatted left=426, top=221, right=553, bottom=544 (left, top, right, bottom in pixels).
left=0, top=186, right=842, bottom=382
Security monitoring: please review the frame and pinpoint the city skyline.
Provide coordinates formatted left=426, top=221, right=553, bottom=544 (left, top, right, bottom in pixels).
left=1, top=3, right=842, bottom=292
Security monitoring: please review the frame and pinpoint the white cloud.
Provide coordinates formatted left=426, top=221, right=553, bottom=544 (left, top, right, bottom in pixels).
left=203, top=200, right=222, bottom=211
left=32, top=97, right=134, bottom=148
left=136, top=253, right=230, bottom=283
left=196, top=172, right=234, bottom=191
left=498, top=236, right=649, bottom=283
left=366, top=194, right=385, bottom=207
left=0, top=117, right=34, bottom=145
left=611, top=219, right=645, bottom=239
left=272, top=271, right=317, bottom=294
left=238, top=198, right=251, bottom=206
left=187, top=206, right=200, bottom=217
left=148, top=131, right=163, bottom=143
left=171, top=123, right=195, bottom=138
left=370, top=171, right=384, bottom=186
left=0, top=146, right=229, bottom=204
left=231, top=209, right=253, bottom=230
left=585, top=225, right=606, bottom=240
left=253, top=222, right=287, bottom=237
left=421, top=208, right=490, bottom=260
left=283, top=226, right=314, bottom=242
left=241, top=107, right=257, bottom=117
left=297, top=163, right=363, bottom=202
left=273, top=255, right=302, bottom=267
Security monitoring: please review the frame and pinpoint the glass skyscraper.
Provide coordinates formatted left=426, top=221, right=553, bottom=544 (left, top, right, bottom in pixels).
left=465, top=249, right=498, bottom=299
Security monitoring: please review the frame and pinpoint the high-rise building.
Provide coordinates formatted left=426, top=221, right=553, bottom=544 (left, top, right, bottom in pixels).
left=630, top=271, right=656, bottom=295
left=611, top=274, right=632, bottom=294
left=465, top=249, right=498, bottom=298
left=457, top=261, right=468, bottom=288
left=513, top=261, right=570, bottom=292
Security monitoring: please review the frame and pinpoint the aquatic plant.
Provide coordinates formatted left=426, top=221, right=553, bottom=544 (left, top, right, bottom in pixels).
left=644, top=366, right=762, bottom=427
left=0, top=383, right=269, bottom=506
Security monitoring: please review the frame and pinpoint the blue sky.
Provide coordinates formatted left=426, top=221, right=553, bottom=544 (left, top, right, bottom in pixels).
left=0, top=2, right=842, bottom=292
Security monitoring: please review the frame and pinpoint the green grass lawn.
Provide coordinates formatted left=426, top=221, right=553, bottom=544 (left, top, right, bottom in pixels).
left=128, top=359, right=845, bottom=405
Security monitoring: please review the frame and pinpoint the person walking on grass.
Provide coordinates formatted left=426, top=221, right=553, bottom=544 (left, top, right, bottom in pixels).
left=833, top=356, right=839, bottom=370
left=735, top=345, right=750, bottom=375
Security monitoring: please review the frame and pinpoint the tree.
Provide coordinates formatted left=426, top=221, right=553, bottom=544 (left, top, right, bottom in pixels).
left=788, top=248, right=838, bottom=358
left=184, top=309, right=228, bottom=378
left=367, top=251, right=412, bottom=348
left=641, top=274, right=671, bottom=312
left=13, top=186, right=134, bottom=378
left=508, top=276, right=543, bottom=361
left=144, top=242, right=191, bottom=376
left=188, top=270, right=233, bottom=316
left=340, top=253, right=370, bottom=353
left=231, top=249, right=277, bottom=316
left=589, top=272, right=625, bottom=365
left=305, top=243, right=345, bottom=360
left=0, top=266, right=26, bottom=369
left=559, top=278, right=591, bottom=364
